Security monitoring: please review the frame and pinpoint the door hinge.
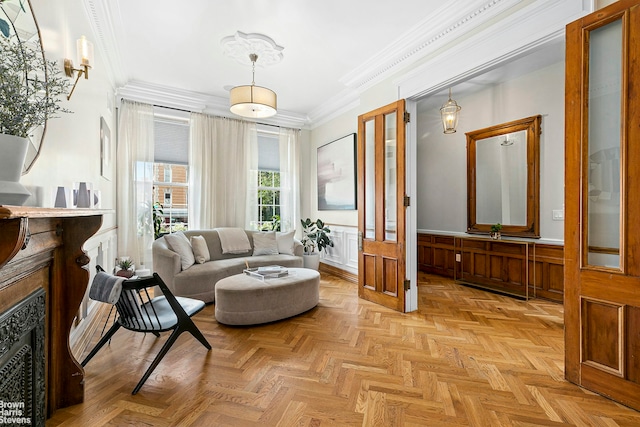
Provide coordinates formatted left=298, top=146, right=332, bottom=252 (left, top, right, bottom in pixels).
left=404, top=279, right=410, bottom=291
left=403, top=195, right=410, bottom=207
left=404, top=111, right=410, bottom=123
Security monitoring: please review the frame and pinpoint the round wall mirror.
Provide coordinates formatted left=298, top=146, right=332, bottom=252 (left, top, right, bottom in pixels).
left=1, top=0, right=47, bottom=174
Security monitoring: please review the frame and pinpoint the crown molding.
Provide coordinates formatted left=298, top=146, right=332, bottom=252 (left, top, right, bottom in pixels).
left=83, top=0, right=127, bottom=86
left=116, top=81, right=310, bottom=129
left=307, top=89, right=361, bottom=129
left=338, top=0, right=515, bottom=93
left=396, top=0, right=591, bottom=100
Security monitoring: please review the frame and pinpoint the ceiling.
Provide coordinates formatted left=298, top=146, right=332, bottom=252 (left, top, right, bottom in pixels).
left=87, top=0, right=564, bottom=125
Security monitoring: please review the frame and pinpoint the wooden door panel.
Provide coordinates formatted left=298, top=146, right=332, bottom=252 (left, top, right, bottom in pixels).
left=358, top=100, right=406, bottom=312
left=565, top=0, right=640, bottom=410
left=626, top=306, right=640, bottom=383
left=382, top=257, right=398, bottom=296
left=581, top=298, right=623, bottom=374
left=363, top=254, right=376, bottom=290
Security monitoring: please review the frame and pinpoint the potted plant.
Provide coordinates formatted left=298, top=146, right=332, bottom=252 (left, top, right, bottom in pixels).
left=0, top=34, right=70, bottom=205
left=490, top=223, right=502, bottom=240
left=115, top=258, right=135, bottom=278
left=300, top=218, right=334, bottom=270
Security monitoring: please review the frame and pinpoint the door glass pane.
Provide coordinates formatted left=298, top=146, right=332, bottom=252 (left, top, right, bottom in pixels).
left=385, top=112, right=397, bottom=242
left=587, top=19, right=622, bottom=269
left=365, top=119, right=375, bottom=239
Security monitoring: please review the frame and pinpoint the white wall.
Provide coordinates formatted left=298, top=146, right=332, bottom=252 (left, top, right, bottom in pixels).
left=304, top=79, right=400, bottom=227
left=416, top=61, right=565, bottom=241
left=20, top=0, right=117, bottom=231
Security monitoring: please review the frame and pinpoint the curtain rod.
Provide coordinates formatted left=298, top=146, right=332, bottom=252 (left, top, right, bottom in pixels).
left=152, top=104, right=282, bottom=128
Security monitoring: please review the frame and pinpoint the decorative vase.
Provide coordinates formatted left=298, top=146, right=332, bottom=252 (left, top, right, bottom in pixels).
left=302, top=252, right=320, bottom=270
left=490, top=231, right=501, bottom=240
left=0, top=134, right=31, bottom=206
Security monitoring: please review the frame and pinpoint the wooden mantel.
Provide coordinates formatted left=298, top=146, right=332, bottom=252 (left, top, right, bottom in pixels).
left=0, top=206, right=108, bottom=418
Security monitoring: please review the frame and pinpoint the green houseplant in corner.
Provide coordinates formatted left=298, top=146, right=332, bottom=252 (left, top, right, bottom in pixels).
left=300, top=218, right=334, bottom=270
left=0, top=34, right=70, bottom=205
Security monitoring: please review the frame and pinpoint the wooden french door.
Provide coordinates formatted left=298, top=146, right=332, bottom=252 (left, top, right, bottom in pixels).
left=565, top=0, right=640, bottom=410
left=357, top=100, right=407, bottom=312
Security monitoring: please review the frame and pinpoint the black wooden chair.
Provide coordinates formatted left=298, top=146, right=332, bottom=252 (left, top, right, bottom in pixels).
left=82, top=266, right=211, bottom=394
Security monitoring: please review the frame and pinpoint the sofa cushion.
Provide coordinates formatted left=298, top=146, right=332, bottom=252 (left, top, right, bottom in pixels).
left=216, top=227, right=251, bottom=254
left=190, top=235, right=210, bottom=264
left=252, top=231, right=279, bottom=256
left=164, top=232, right=195, bottom=270
left=276, top=230, right=296, bottom=255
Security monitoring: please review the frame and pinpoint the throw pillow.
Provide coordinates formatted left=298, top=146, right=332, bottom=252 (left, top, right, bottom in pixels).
left=276, top=230, right=296, bottom=255
left=252, top=231, right=279, bottom=256
left=164, top=232, right=195, bottom=270
left=190, top=235, right=210, bottom=264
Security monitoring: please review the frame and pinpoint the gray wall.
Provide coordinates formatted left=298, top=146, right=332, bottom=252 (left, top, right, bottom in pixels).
left=416, top=61, right=565, bottom=241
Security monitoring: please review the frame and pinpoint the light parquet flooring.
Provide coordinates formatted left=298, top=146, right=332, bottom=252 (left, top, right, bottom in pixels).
left=47, top=273, right=640, bottom=426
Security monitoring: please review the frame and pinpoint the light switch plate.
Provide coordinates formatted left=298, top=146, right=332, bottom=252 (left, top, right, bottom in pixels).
left=552, top=209, right=564, bottom=221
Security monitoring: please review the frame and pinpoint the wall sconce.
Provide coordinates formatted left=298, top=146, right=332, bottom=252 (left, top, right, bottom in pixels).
left=440, top=88, right=462, bottom=134
left=64, top=35, right=94, bottom=100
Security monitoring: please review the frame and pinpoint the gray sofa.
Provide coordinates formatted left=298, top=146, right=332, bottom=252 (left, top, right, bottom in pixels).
left=152, top=229, right=303, bottom=303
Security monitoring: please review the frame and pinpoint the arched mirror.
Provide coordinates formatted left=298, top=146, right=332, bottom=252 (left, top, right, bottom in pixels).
left=467, top=115, right=541, bottom=238
left=1, top=0, right=47, bottom=174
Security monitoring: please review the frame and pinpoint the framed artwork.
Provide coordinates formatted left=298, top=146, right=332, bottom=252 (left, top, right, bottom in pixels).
left=317, top=133, right=357, bottom=210
left=100, top=116, right=112, bottom=181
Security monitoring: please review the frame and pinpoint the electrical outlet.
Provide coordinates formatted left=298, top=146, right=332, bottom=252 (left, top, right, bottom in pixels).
left=455, top=253, right=461, bottom=262
left=552, top=209, right=564, bottom=221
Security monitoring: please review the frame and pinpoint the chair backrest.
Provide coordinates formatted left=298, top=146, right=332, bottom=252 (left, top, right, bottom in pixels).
left=96, top=266, right=190, bottom=333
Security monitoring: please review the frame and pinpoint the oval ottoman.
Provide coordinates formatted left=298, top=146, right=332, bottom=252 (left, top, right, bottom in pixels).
left=214, top=267, right=320, bottom=325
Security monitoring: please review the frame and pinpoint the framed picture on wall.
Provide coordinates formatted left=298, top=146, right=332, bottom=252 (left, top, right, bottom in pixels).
left=100, top=117, right=112, bottom=181
left=317, top=133, right=357, bottom=210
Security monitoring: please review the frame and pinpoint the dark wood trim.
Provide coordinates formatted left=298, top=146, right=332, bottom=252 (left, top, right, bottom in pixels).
left=320, top=262, right=357, bottom=283
left=466, top=115, right=541, bottom=238
left=417, top=232, right=564, bottom=303
left=0, top=207, right=105, bottom=418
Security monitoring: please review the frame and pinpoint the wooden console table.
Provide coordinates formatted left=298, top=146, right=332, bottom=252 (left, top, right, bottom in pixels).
left=0, top=206, right=106, bottom=419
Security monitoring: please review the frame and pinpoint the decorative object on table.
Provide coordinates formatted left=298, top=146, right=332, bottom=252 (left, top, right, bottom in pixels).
left=115, top=258, right=135, bottom=278
left=0, top=28, right=70, bottom=204
left=317, top=133, right=357, bottom=210
left=74, top=182, right=93, bottom=208
left=0, top=0, right=71, bottom=186
left=244, top=265, right=289, bottom=280
left=53, top=186, right=72, bottom=208
left=100, top=116, right=112, bottom=180
left=490, top=223, right=502, bottom=240
left=300, top=218, right=334, bottom=270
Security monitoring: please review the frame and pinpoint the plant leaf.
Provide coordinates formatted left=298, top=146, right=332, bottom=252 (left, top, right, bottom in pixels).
left=0, top=19, right=9, bottom=37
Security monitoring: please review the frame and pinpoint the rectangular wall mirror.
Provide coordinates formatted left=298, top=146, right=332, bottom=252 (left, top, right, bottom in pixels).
left=466, top=115, right=541, bottom=238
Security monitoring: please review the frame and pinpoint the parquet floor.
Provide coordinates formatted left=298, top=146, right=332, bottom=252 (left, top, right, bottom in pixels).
left=47, top=273, right=640, bottom=426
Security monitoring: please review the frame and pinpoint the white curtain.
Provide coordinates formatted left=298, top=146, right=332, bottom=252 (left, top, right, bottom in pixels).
left=116, top=100, right=155, bottom=269
left=189, top=113, right=257, bottom=229
left=279, top=127, right=301, bottom=232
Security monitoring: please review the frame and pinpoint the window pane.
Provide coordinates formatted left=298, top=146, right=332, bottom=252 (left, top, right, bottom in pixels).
left=365, top=119, right=375, bottom=239
left=586, top=19, right=622, bottom=269
left=385, top=112, right=397, bottom=242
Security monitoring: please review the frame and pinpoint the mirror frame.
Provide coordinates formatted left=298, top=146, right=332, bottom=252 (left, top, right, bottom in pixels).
left=466, top=115, right=541, bottom=238
left=1, top=0, right=48, bottom=175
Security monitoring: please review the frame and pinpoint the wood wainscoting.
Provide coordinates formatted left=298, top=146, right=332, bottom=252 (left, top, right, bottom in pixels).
left=418, top=232, right=564, bottom=303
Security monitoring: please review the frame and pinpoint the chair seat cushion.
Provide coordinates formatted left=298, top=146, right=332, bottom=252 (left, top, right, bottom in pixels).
left=120, top=296, right=205, bottom=332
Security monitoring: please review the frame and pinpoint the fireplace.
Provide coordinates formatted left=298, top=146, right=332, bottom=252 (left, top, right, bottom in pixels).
left=0, top=288, right=45, bottom=427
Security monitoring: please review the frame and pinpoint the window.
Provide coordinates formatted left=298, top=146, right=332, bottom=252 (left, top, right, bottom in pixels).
left=255, top=130, right=281, bottom=231
left=152, top=114, right=190, bottom=235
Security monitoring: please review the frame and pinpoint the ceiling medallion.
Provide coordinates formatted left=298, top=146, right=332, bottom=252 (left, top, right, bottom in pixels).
left=222, top=32, right=283, bottom=119
left=221, top=31, right=284, bottom=67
